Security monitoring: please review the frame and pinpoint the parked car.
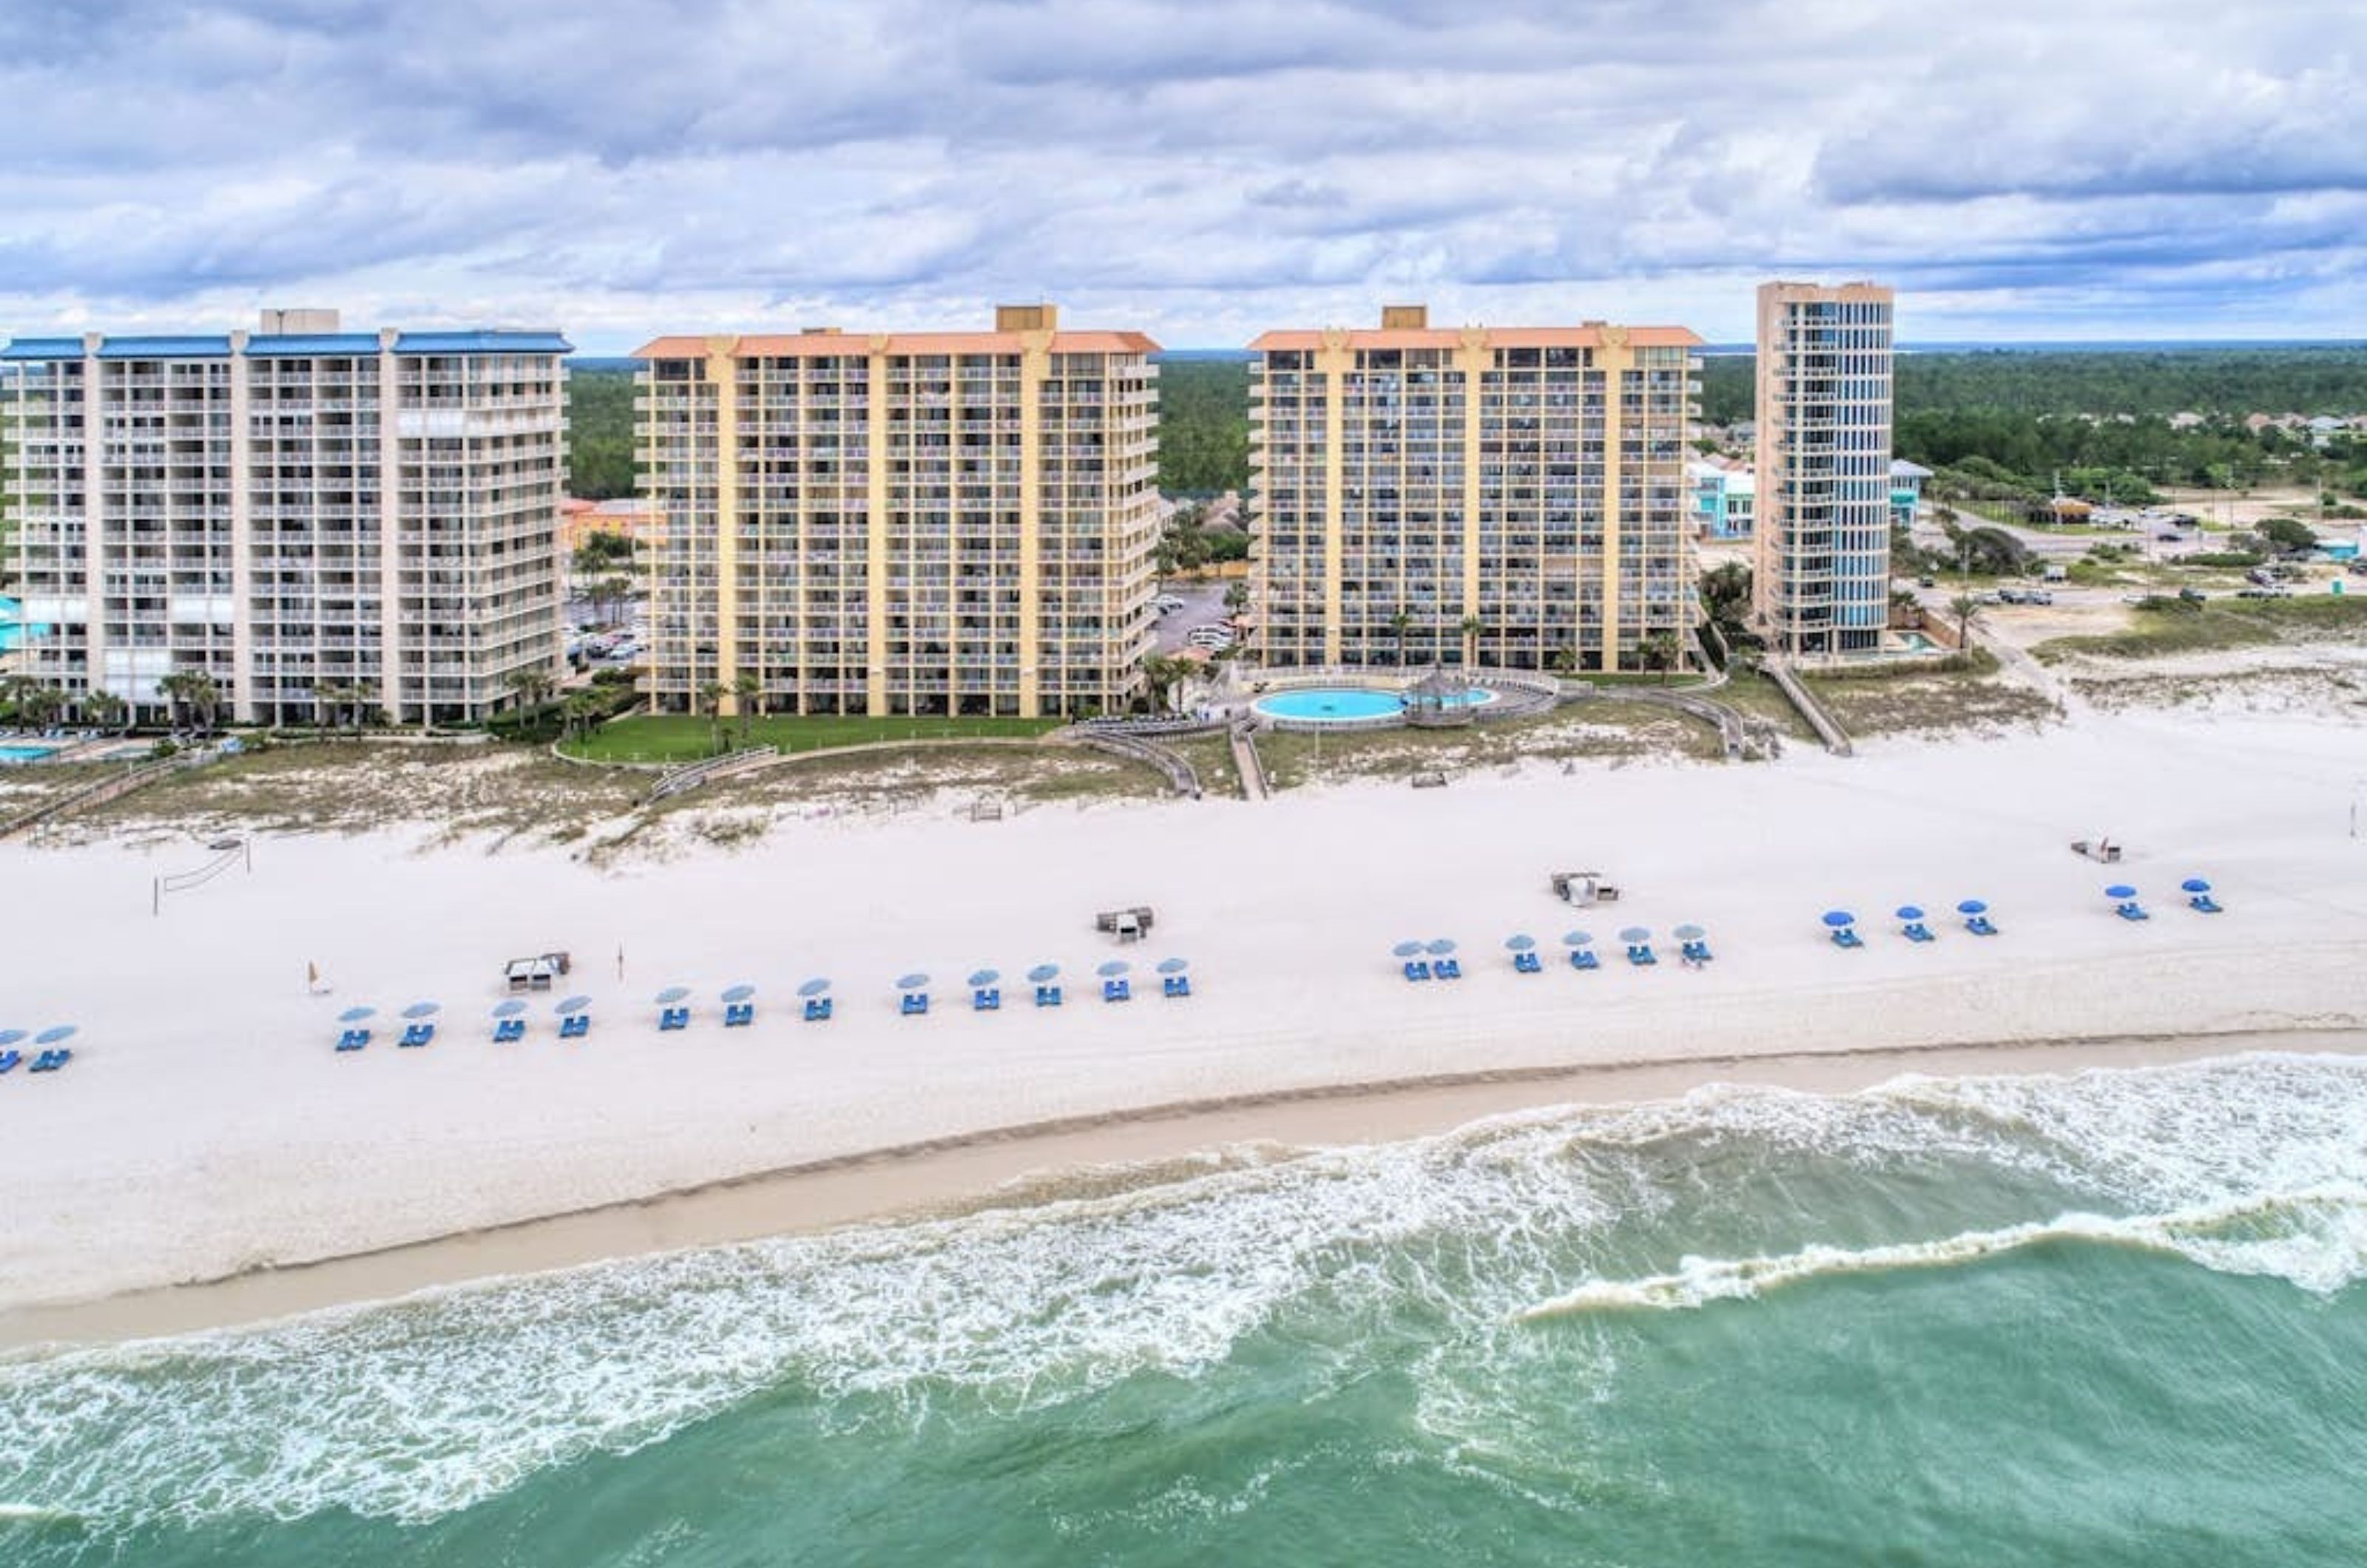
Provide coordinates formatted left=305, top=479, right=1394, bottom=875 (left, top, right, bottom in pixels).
left=2026, top=589, right=2055, bottom=606
left=1917, top=575, right=1937, bottom=588
left=1996, top=587, right=2027, bottom=605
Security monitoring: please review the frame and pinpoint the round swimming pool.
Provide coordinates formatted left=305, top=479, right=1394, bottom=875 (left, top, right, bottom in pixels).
left=1252, top=685, right=1499, bottom=723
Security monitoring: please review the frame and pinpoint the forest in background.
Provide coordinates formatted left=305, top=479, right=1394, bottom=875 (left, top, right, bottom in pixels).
left=564, top=347, right=2367, bottom=510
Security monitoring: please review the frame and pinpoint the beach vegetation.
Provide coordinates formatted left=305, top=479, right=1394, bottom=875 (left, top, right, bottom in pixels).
left=2031, top=594, right=2367, bottom=663
left=1800, top=649, right=2056, bottom=737
left=561, top=713, right=1064, bottom=764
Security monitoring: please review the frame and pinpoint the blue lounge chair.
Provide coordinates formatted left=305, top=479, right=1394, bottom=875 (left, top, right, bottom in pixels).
left=1626, top=944, right=1658, bottom=967
left=1435, top=959, right=1462, bottom=980
left=1033, top=984, right=1063, bottom=1008
left=493, top=1018, right=527, bottom=1043
left=900, top=993, right=929, bottom=1017
left=30, top=1050, right=70, bottom=1073
left=1965, top=915, right=1999, bottom=936
left=2115, top=901, right=2150, bottom=922
left=804, top=996, right=834, bottom=1022
left=0, top=1050, right=18, bottom=1074
left=1680, top=939, right=1714, bottom=964
left=399, top=1022, right=436, bottom=1048
left=1163, top=974, right=1192, bottom=998
left=559, top=1014, right=591, bottom=1038
left=1103, top=978, right=1132, bottom=1003
left=1402, top=960, right=1431, bottom=982
left=1513, top=950, right=1542, bottom=974
left=2189, top=894, right=2224, bottom=914
left=1831, top=927, right=1865, bottom=949
left=1902, top=922, right=1936, bottom=943
left=335, top=1028, right=369, bottom=1052
left=661, top=1006, right=692, bottom=1031
left=972, top=987, right=1002, bottom=1012
left=1570, top=948, right=1600, bottom=971
left=724, top=1002, right=755, bottom=1027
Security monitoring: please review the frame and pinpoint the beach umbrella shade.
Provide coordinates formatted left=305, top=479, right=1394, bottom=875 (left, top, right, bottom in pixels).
left=2104, top=885, right=2138, bottom=902
left=401, top=1001, right=442, bottom=1020
left=1391, top=940, right=1426, bottom=959
left=1618, top=926, right=1652, bottom=944
left=337, top=1005, right=377, bottom=1024
left=1426, top=939, right=1458, bottom=956
left=1673, top=924, right=1706, bottom=942
left=1561, top=930, right=1594, bottom=947
left=1097, top=959, right=1131, bottom=978
left=556, top=995, right=592, bottom=1016
left=654, top=985, right=692, bottom=1005
left=1157, top=958, right=1189, bottom=975
left=797, top=978, right=833, bottom=998
left=1894, top=906, right=1925, bottom=922
left=490, top=999, right=528, bottom=1018
left=34, top=1026, right=76, bottom=1046
left=967, top=969, right=1001, bottom=988
left=1956, top=899, right=1988, bottom=916
left=897, top=973, right=930, bottom=992
left=2181, top=877, right=2212, bottom=894
left=1503, top=934, right=1537, bottom=952
left=1821, top=910, right=1857, bottom=929
left=721, top=984, right=757, bottom=1004
left=1026, top=964, right=1061, bottom=984
left=0, top=1030, right=24, bottom=1047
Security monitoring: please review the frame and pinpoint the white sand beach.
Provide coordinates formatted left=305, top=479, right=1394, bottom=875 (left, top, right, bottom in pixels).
left=3, top=703, right=2364, bottom=1340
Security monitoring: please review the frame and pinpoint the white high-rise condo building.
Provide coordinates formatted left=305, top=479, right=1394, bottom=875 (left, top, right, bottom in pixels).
left=1752, top=281, right=1895, bottom=658
left=0, top=310, right=570, bottom=725
left=635, top=305, right=1159, bottom=719
left=1249, top=306, right=1701, bottom=673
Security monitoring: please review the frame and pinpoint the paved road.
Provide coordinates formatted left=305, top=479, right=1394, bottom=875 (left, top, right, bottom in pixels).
left=1152, top=579, right=1237, bottom=655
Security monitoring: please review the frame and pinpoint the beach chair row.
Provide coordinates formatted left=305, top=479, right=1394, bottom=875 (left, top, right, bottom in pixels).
left=0, top=1047, right=74, bottom=1075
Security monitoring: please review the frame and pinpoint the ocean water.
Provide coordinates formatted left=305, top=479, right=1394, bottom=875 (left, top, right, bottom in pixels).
left=4, top=1052, right=2366, bottom=1565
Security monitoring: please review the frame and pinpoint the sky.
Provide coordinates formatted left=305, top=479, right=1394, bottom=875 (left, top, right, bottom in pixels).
left=2, top=0, right=2363, bottom=351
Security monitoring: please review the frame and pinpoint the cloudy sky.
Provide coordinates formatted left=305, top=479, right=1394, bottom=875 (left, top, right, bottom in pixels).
left=4, top=0, right=2362, bottom=350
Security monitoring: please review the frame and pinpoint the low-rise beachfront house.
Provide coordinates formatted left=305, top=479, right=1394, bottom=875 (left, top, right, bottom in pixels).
left=1889, top=459, right=1931, bottom=530
left=0, top=310, right=571, bottom=726
left=1249, top=305, right=1703, bottom=673
left=635, top=305, right=1160, bottom=719
left=1690, top=456, right=1756, bottom=538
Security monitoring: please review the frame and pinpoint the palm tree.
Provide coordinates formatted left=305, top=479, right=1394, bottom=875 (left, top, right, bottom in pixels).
left=1548, top=646, right=1578, bottom=677
left=1459, top=615, right=1485, bottom=669
left=732, top=671, right=763, bottom=744
left=83, top=689, right=129, bottom=735
left=1386, top=611, right=1414, bottom=668
left=1140, top=654, right=1193, bottom=716
left=560, top=689, right=601, bottom=744
left=1, top=673, right=38, bottom=723
left=20, top=684, right=64, bottom=731
left=1223, top=580, right=1250, bottom=616
left=698, top=677, right=728, bottom=754
left=1638, top=631, right=1680, bottom=684
left=1948, top=592, right=1985, bottom=649
left=506, top=666, right=557, bottom=719
left=158, top=669, right=220, bottom=735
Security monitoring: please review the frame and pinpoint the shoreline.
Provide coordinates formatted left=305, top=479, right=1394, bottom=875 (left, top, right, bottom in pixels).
left=9, top=1024, right=2356, bottom=1349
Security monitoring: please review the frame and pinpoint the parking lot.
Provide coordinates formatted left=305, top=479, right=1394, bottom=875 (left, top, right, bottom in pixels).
left=1152, top=578, right=1237, bottom=655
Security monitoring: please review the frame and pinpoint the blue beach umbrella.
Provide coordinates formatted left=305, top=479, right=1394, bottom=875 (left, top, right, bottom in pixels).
left=1956, top=899, right=1988, bottom=916
left=401, top=1001, right=441, bottom=1020
left=2104, top=885, right=2138, bottom=902
left=1157, top=958, right=1189, bottom=975
left=1391, top=940, right=1426, bottom=959
left=1822, top=910, right=1856, bottom=929
left=896, top=973, right=930, bottom=992
left=1561, top=930, right=1594, bottom=947
left=556, top=995, right=592, bottom=1016
left=337, top=1005, right=376, bottom=1024
left=654, top=985, right=692, bottom=1005
left=1097, top=959, right=1131, bottom=978
left=1427, top=939, right=1458, bottom=956
left=2181, top=877, right=2212, bottom=893
left=490, top=999, right=528, bottom=1018
left=1673, top=924, right=1706, bottom=942
left=1504, top=934, right=1536, bottom=952
left=968, top=969, right=1001, bottom=988
left=721, top=984, right=757, bottom=1004
left=0, top=1030, right=25, bottom=1047
left=1894, top=906, right=1925, bottom=922
left=1618, top=926, right=1651, bottom=944
left=797, top=978, right=833, bottom=998
left=1026, top=964, right=1060, bottom=984
left=34, top=1025, right=75, bottom=1046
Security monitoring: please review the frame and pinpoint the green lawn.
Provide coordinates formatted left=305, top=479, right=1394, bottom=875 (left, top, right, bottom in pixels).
left=563, top=714, right=1065, bottom=764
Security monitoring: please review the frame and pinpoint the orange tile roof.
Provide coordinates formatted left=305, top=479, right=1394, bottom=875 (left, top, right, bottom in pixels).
left=633, top=330, right=1160, bottom=359
left=1246, top=325, right=1702, bottom=352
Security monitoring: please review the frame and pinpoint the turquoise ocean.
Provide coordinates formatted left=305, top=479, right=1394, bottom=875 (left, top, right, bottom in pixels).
left=4, top=1052, right=2365, bottom=1565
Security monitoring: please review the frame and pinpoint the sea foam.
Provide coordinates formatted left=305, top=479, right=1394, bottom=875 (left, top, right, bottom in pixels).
left=2, top=1051, right=2363, bottom=1531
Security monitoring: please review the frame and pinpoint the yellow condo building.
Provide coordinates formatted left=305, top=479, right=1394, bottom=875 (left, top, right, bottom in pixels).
left=635, top=305, right=1160, bottom=718
left=1248, top=306, right=1701, bottom=673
